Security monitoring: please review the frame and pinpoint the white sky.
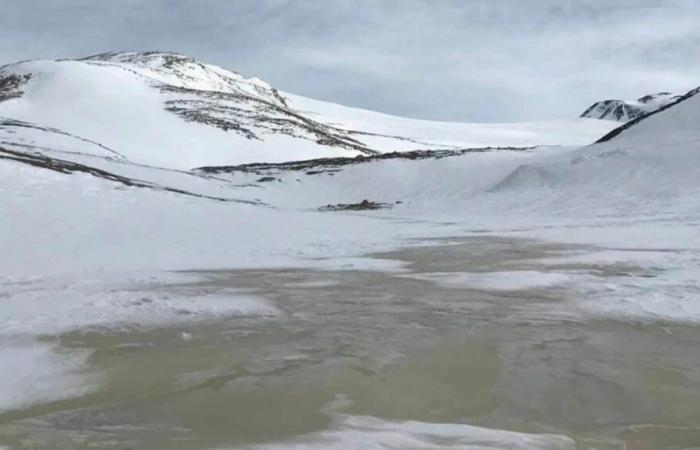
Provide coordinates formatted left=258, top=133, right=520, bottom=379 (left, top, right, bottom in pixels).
left=2, top=0, right=699, bottom=121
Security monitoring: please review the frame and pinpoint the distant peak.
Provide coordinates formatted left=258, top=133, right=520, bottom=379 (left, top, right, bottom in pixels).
left=581, top=91, right=681, bottom=122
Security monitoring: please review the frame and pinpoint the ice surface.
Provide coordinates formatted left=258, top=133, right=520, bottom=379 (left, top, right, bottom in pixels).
left=0, top=340, right=95, bottom=413
left=0, top=272, right=279, bottom=337
left=402, top=271, right=573, bottom=291
left=233, top=414, right=574, bottom=450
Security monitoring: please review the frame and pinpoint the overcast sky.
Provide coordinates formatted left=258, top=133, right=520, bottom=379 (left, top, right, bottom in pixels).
left=2, top=0, right=699, bottom=122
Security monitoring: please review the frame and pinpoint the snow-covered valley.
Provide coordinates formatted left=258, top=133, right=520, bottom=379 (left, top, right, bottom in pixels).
left=1, top=51, right=700, bottom=449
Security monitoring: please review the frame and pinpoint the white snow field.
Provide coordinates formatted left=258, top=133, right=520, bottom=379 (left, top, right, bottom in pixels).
left=1, top=52, right=699, bottom=449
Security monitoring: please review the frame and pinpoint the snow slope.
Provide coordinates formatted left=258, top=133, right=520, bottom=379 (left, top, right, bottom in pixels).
left=286, top=93, right=614, bottom=150
left=489, top=85, right=700, bottom=205
left=0, top=51, right=616, bottom=169
left=580, top=91, right=681, bottom=122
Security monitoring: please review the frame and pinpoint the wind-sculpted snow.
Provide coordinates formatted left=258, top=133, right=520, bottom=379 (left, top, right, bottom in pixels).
left=488, top=164, right=561, bottom=192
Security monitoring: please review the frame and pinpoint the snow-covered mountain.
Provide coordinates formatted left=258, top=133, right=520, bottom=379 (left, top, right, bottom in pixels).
left=580, top=91, right=681, bottom=122
left=0, top=51, right=615, bottom=169
left=0, top=50, right=696, bottom=220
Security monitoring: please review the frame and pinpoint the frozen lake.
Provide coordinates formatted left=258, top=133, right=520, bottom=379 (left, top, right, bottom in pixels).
left=2, top=237, right=700, bottom=449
